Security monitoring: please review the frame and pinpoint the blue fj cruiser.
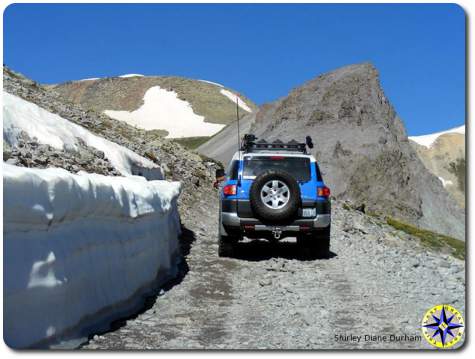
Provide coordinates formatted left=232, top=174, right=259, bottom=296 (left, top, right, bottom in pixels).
left=217, top=134, right=331, bottom=257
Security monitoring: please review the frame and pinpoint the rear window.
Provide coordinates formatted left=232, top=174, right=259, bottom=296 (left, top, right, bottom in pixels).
left=314, top=162, right=323, bottom=182
left=227, top=160, right=239, bottom=180
left=243, top=156, right=311, bottom=182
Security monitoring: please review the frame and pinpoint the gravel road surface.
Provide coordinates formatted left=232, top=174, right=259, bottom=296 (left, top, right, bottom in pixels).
left=84, top=195, right=465, bottom=350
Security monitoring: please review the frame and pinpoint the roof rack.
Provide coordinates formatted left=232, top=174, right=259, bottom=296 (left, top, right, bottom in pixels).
left=241, top=134, right=308, bottom=154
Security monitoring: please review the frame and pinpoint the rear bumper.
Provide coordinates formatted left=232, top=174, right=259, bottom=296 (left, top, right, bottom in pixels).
left=223, top=198, right=331, bottom=218
left=221, top=212, right=331, bottom=230
left=220, top=198, right=331, bottom=238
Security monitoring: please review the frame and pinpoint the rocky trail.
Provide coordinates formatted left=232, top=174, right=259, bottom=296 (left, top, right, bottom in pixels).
left=83, top=194, right=465, bottom=350
left=3, top=65, right=465, bottom=351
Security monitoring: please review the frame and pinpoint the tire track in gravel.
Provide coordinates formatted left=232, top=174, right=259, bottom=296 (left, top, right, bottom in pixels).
left=83, top=195, right=244, bottom=349
left=186, top=236, right=239, bottom=347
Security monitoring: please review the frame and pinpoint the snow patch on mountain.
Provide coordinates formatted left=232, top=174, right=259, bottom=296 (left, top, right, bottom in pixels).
left=104, top=86, right=225, bottom=138
left=78, top=77, right=100, bottom=82
left=220, top=89, right=253, bottom=112
left=198, top=79, right=224, bottom=87
left=409, top=125, right=465, bottom=148
left=3, top=164, right=181, bottom=348
left=438, top=176, right=454, bottom=188
left=119, top=74, right=144, bottom=78
left=3, top=92, right=162, bottom=179
left=76, top=74, right=144, bottom=81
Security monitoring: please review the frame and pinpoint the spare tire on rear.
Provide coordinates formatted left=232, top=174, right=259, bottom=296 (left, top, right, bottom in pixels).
left=250, top=170, right=301, bottom=222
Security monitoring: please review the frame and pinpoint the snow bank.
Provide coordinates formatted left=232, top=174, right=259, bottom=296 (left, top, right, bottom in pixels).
left=220, top=89, right=253, bottom=112
left=104, top=86, right=225, bottom=138
left=3, top=164, right=182, bottom=348
left=409, top=125, right=465, bottom=148
left=3, top=92, right=162, bottom=180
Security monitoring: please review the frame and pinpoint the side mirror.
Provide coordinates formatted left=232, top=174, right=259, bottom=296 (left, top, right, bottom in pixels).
left=214, top=168, right=226, bottom=189
left=215, top=168, right=225, bottom=180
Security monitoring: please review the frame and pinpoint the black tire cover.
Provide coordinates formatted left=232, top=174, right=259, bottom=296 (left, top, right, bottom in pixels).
left=249, top=170, right=301, bottom=222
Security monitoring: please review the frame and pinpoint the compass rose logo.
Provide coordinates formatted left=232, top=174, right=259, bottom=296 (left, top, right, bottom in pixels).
left=421, top=304, right=464, bottom=348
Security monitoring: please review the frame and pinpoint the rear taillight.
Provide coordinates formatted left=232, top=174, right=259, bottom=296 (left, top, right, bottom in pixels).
left=223, top=184, right=237, bottom=196
left=317, top=186, right=331, bottom=198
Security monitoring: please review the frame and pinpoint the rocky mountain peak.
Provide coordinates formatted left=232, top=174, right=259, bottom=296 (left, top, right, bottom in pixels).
left=200, top=63, right=464, bottom=240
left=256, top=62, right=406, bottom=145
left=250, top=63, right=464, bottom=239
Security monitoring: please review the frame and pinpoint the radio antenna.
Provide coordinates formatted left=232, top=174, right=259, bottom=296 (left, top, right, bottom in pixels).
left=236, top=94, right=241, bottom=156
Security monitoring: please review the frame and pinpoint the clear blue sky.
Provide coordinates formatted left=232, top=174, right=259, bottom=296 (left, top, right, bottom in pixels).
left=3, top=3, right=465, bottom=135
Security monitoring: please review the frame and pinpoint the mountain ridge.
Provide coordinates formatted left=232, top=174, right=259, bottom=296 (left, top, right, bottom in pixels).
left=409, top=125, right=465, bottom=208
left=3, top=65, right=220, bottom=209
left=50, top=75, right=257, bottom=138
left=409, top=125, right=465, bottom=148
